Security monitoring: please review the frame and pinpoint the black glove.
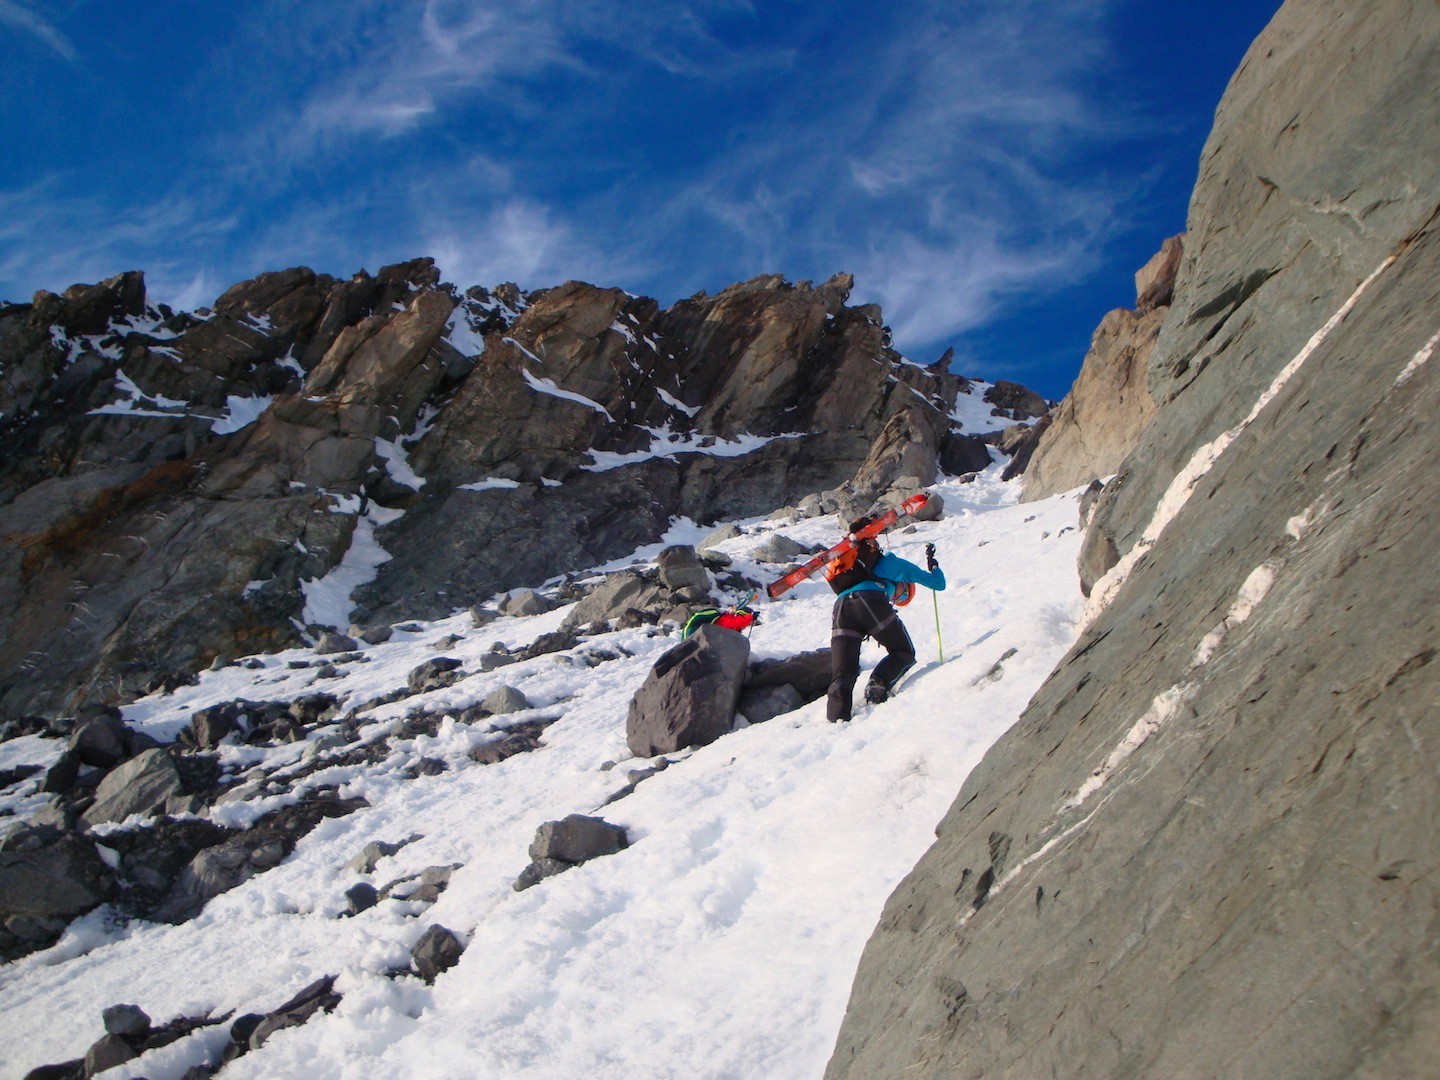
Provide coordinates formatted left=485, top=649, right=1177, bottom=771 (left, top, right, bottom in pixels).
left=925, top=543, right=939, bottom=573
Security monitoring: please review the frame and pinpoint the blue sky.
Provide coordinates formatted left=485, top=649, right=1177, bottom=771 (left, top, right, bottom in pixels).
left=1, top=0, right=1279, bottom=399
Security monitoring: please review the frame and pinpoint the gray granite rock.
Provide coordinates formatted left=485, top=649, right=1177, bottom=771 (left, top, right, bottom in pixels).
left=751, top=534, right=809, bottom=565
left=528, top=814, right=628, bottom=865
left=102, top=1003, right=151, bottom=1038
left=499, top=588, right=554, bottom=617
left=827, top=4, right=1440, bottom=1075
left=656, top=545, right=711, bottom=593
left=626, top=623, right=750, bottom=757
left=481, top=685, right=531, bottom=716
left=83, top=748, right=186, bottom=826
left=411, top=925, right=465, bottom=983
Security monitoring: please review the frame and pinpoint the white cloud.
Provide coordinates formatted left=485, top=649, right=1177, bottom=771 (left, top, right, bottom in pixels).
left=0, top=180, right=239, bottom=305
left=852, top=232, right=1079, bottom=347
left=0, top=0, right=77, bottom=62
left=426, top=197, right=642, bottom=291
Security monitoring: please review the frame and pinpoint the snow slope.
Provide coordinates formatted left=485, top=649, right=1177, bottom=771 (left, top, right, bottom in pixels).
left=0, top=469, right=1085, bottom=1079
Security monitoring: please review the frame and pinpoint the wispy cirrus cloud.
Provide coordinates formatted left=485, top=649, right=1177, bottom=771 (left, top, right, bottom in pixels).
left=0, top=180, right=239, bottom=303
left=623, top=0, right=1142, bottom=358
left=0, top=0, right=77, bottom=62
left=3, top=0, right=1183, bottom=396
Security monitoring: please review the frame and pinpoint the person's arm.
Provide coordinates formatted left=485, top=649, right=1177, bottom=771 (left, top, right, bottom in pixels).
left=876, top=552, right=945, bottom=591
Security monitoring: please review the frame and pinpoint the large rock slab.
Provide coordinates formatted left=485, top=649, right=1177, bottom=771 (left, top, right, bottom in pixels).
left=83, top=748, right=185, bottom=826
left=827, top=4, right=1440, bottom=1076
left=626, top=623, right=750, bottom=757
left=0, top=835, right=115, bottom=918
left=560, top=570, right=668, bottom=632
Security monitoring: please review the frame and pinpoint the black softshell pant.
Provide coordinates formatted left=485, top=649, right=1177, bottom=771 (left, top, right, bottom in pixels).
left=827, top=590, right=916, bottom=722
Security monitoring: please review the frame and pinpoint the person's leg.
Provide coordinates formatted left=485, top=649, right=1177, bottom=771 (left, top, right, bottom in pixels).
left=827, top=597, right=866, bottom=722
left=864, top=593, right=916, bottom=701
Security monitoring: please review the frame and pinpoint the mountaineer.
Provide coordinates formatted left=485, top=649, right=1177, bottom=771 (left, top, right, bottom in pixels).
left=825, top=528, right=944, bottom=722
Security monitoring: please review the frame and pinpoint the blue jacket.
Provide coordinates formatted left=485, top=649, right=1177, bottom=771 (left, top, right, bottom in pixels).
left=837, top=552, right=946, bottom=600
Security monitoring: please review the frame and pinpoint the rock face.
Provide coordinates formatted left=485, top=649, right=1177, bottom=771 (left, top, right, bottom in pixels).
left=1020, top=237, right=1177, bottom=500
left=626, top=624, right=751, bottom=757
left=827, top=3, right=1440, bottom=1077
left=0, top=263, right=1003, bottom=721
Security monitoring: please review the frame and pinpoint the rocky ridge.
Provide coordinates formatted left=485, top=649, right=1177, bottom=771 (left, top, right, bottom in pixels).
left=826, top=1, right=1440, bottom=1076
left=0, top=265, right=1035, bottom=723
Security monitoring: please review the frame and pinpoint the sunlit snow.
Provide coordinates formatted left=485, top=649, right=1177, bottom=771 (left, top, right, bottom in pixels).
left=0, top=469, right=1087, bottom=1080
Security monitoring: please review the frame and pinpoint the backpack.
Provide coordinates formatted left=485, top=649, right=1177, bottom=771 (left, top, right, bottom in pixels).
left=682, top=606, right=757, bottom=638
left=824, top=540, right=882, bottom=594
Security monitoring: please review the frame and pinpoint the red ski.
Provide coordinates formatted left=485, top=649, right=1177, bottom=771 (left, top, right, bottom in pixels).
left=765, top=493, right=930, bottom=599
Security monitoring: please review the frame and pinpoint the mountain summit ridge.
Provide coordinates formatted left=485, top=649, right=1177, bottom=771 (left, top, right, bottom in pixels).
left=0, top=263, right=1040, bottom=721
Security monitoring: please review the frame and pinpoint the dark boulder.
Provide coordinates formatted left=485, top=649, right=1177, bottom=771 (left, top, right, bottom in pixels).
left=248, top=976, right=341, bottom=1050
left=411, top=924, right=466, bottom=983
left=626, top=623, right=750, bottom=756
left=82, top=748, right=185, bottom=827
left=938, top=432, right=993, bottom=477
left=407, top=657, right=464, bottom=694
left=737, top=684, right=804, bottom=724
left=83, top=1034, right=137, bottom=1075
left=657, top=545, right=711, bottom=594
left=983, top=379, right=1049, bottom=420
left=514, top=814, right=628, bottom=890
left=0, top=834, right=115, bottom=919
left=529, top=814, right=629, bottom=865
left=467, top=717, right=556, bottom=765
left=739, top=649, right=830, bottom=722
left=67, top=711, right=132, bottom=769
left=102, top=1003, right=151, bottom=1038
left=344, top=882, right=379, bottom=916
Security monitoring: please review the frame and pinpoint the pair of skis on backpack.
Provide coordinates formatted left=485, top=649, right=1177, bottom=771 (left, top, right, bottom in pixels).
left=765, top=493, right=930, bottom=599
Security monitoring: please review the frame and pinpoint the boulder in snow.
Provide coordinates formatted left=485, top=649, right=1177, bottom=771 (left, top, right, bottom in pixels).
left=752, top=534, right=810, bottom=564
left=315, top=632, right=359, bottom=655
left=407, top=657, right=464, bottom=693
left=412, top=925, right=466, bottom=983
left=344, top=882, right=379, bottom=916
left=626, top=623, right=750, bottom=757
left=745, top=649, right=831, bottom=703
left=102, top=1003, right=151, bottom=1038
left=85, top=1033, right=138, bottom=1074
left=561, top=570, right=668, bottom=632
left=657, top=545, right=711, bottom=594
left=500, top=588, right=554, bottom=617
left=346, top=835, right=420, bottom=874
left=482, top=685, right=531, bottom=715
left=349, top=622, right=394, bottom=645
left=83, top=748, right=186, bottom=827
left=738, top=683, right=804, bottom=724
left=700, top=523, right=741, bottom=548
left=529, top=814, right=629, bottom=865
left=514, top=815, right=628, bottom=891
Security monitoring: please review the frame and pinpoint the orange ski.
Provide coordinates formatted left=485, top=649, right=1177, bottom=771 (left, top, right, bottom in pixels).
left=765, top=493, right=930, bottom=599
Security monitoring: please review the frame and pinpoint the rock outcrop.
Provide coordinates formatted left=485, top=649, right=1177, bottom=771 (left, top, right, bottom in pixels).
left=0, top=265, right=993, bottom=721
left=1020, top=236, right=1178, bottom=500
left=827, top=2, right=1440, bottom=1076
